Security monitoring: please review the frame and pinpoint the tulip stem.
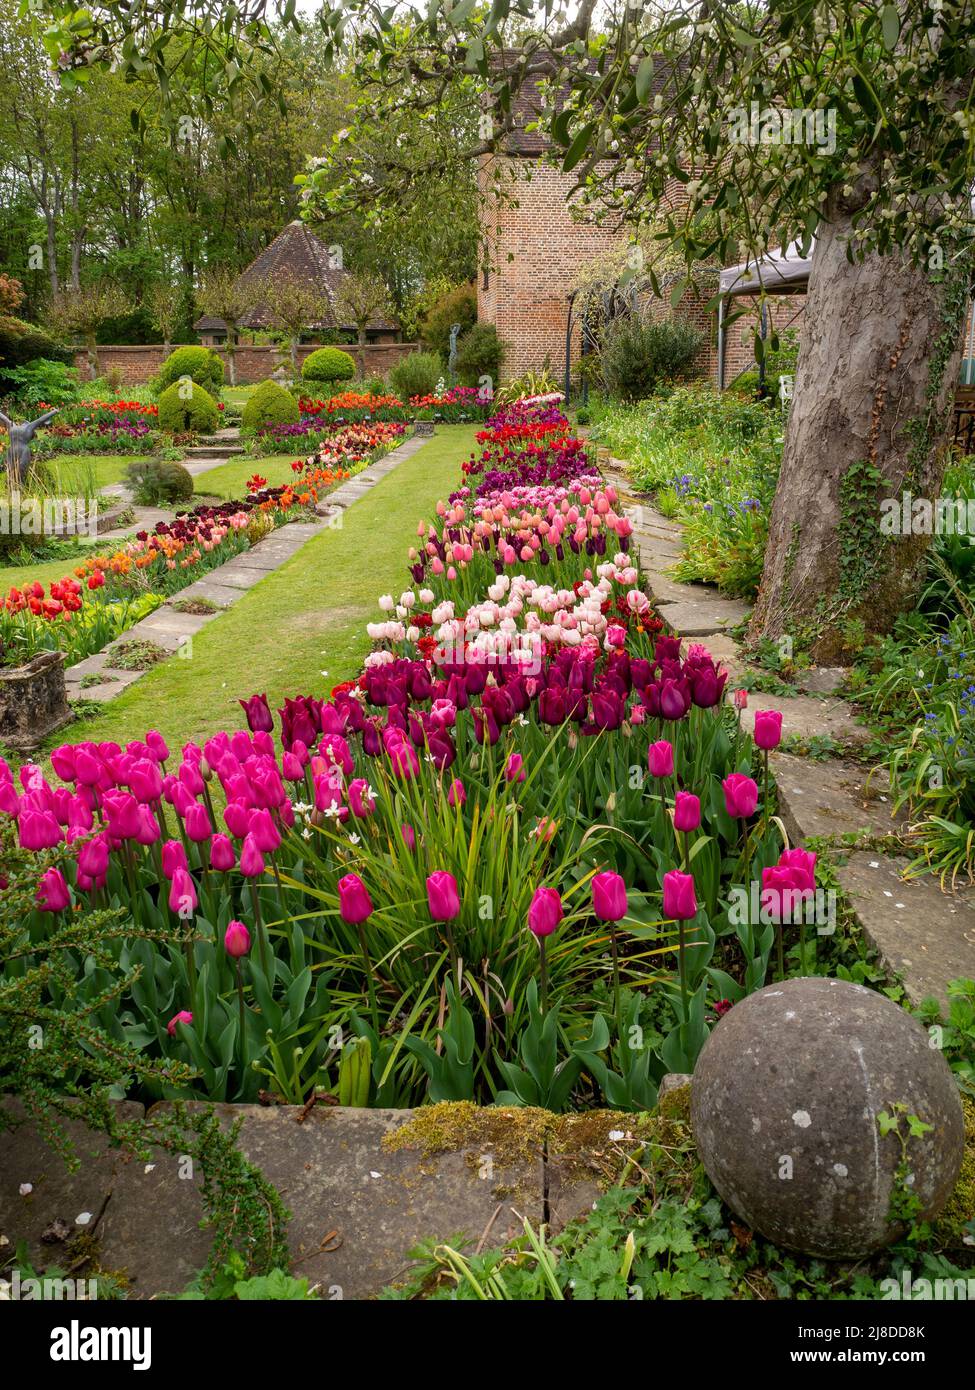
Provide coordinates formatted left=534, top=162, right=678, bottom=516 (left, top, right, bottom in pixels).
left=235, top=959, right=247, bottom=1086
left=678, top=920, right=689, bottom=1021
left=357, top=923, right=381, bottom=1036
left=250, top=884, right=269, bottom=978
left=762, top=750, right=771, bottom=838
left=609, top=923, right=621, bottom=1041
left=539, top=936, right=548, bottom=1014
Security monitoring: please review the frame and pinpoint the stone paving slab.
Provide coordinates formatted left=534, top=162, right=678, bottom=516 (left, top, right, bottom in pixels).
left=0, top=1100, right=144, bottom=1270
left=658, top=597, right=751, bottom=636
left=97, top=1104, right=542, bottom=1300
left=836, top=853, right=975, bottom=1011
left=67, top=672, right=145, bottom=703
left=772, top=752, right=901, bottom=845
left=167, top=578, right=242, bottom=609
left=199, top=564, right=271, bottom=591
left=105, top=619, right=191, bottom=655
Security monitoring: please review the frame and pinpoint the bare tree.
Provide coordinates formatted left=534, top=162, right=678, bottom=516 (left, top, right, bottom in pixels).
left=148, top=281, right=183, bottom=355
left=195, top=266, right=252, bottom=385
left=44, top=283, right=130, bottom=381
left=332, top=270, right=393, bottom=375
left=254, top=275, right=332, bottom=377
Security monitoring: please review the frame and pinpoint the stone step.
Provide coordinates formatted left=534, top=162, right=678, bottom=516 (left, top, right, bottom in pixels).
left=837, top=852, right=975, bottom=1012
left=182, top=446, right=244, bottom=459
left=771, top=752, right=901, bottom=845
left=733, top=688, right=871, bottom=749
left=657, top=596, right=751, bottom=637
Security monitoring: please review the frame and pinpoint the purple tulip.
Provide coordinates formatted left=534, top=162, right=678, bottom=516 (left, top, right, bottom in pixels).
left=591, top=871, right=627, bottom=922
left=427, top=871, right=461, bottom=921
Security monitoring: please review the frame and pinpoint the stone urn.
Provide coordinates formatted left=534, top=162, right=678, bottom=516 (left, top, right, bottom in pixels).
left=0, top=650, right=73, bottom=751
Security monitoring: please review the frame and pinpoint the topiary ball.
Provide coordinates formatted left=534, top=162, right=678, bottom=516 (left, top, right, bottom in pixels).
left=156, top=380, right=219, bottom=434
left=691, top=976, right=964, bottom=1258
left=156, top=345, right=224, bottom=395
left=301, top=347, right=356, bottom=386
left=241, top=379, right=300, bottom=432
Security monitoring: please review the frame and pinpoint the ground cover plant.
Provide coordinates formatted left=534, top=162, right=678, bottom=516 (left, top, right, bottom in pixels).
left=3, top=400, right=847, bottom=1119
left=588, top=386, right=784, bottom=599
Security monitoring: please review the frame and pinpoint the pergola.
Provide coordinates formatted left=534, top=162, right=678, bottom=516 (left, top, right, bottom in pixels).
left=716, top=240, right=813, bottom=391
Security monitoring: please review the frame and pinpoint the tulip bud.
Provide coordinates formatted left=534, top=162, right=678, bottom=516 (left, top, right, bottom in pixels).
left=224, top=919, right=251, bottom=958
left=528, top=886, right=563, bottom=938
left=338, top=872, right=373, bottom=924
left=662, top=870, right=697, bottom=921
left=427, top=871, right=461, bottom=922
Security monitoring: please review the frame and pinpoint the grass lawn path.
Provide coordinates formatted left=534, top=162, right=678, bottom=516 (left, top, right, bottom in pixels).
left=60, top=426, right=476, bottom=754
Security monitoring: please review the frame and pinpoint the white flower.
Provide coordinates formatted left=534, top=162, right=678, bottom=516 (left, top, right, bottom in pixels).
left=378, top=594, right=395, bottom=612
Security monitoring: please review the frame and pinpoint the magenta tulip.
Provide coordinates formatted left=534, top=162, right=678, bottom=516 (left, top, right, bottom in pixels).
left=401, top=824, right=416, bottom=850
left=161, top=839, right=188, bottom=880
left=224, top=800, right=251, bottom=838
left=505, top=753, right=526, bottom=783
left=210, top=833, right=236, bottom=871
left=338, top=872, right=373, bottom=924
left=224, top=919, right=252, bottom=958
left=248, top=808, right=281, bottom=853
left=673, top=791, right=701, bottom=833
left=36, top=867, right=70, bottom=913
left=427, top=871, right=461, bottom=921
left=166, top=1010, right=193, bottom=1037
left=168, top=867, right=197, bottom=917
left=77, top=834, right=110, bottom=880
left=239, top=834, right=265, bottom=878
left=134, top=804, right=160, bottom=846
left=592, top=871, right=627, bottom=922
left=528, top=886, right=563, bottom=937
left=723, top=773, right=759, bottom=819
left=662, top=870, right=697, bottom=921
left=18, top=808, right=62, bottom=851
left=753, top=709, right=783, bottom=751
left=447, top=778, right=466, bottom=808
left=647, top=740, right=674, bottom=778
left=184, top=801, right=213, bottom=843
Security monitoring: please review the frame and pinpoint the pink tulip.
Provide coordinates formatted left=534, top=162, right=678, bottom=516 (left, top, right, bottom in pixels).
left=224, top=919, right=251, bottom=958
left=18, top=808, right=62, bottom=851
left=77, top=834, right=110, bottom=880
left=239, top=834, right=265, bottom=878
left=161, top=839, right=188, bottom=880
left=401, top=824, right=416, bottom=850
left=427, top=871, right=461, bottom=921
left=673, top=791, right=701, bottom=833
left=447, top=779, right=466, bottom=808
left=168, top=867, right=197, bottom=917
left=36, top=868, right=70, bottom=913
left=134, top=804, right=160, bottom=846
left=647, top=740, right=674, bottom=778
left=347, top=778, right=375, bottom=818
left=528, top=886, right=563, bottom=937
left=592, top=871, right=627, bottom=922
left=224, top=800, right=251, bottom=838
left=184, top=802, right=213, bottom=843
left=723, top=773, right=759, bottom=819
left=662, top=870, right=697, bottom=921
left=210, top=833, right=236, bottom=871
left=505, top=753, right=526, bottom=783
left=338, top=873, right=373, bottom=924
left=753, top=709, right=783, bottom=750
left=146, top=730, right=169, bottom=763
left=167, top=1010, right=193, bottom=1037
left=248, top=808, right=281, bottom=853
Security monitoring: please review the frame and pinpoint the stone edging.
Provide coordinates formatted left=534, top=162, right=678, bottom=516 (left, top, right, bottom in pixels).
left=63, top=434, right=430, bottom=705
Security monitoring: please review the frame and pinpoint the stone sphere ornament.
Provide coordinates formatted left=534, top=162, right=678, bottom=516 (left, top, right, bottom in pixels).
left=691, top=976, right=964, bottom=1258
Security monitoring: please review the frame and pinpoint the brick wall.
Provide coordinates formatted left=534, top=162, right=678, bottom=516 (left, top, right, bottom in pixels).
left=74, top=342, right=419, bottom=387
left=478, top=157, right=629, bottom=381
left=478, top=157, right=719, bottom=386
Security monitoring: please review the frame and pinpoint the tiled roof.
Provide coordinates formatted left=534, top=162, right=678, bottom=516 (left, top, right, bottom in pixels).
left=193, top=222, right=398, bottom=334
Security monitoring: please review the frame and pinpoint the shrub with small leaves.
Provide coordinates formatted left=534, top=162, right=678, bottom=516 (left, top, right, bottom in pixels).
left=157, top=380, right=220, bottom=434
left=126, top=457, right=195, bottom=505
left=241, top=379, right=300, bottom=432
left=301, top=346, right=356, bottom=386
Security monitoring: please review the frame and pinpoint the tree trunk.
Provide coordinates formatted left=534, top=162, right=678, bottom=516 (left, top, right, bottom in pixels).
left=226, top=336, right=237, bottom=387
left=357, top=327, right=367, bottom=376
left=749, top=205, right=969, bottom=663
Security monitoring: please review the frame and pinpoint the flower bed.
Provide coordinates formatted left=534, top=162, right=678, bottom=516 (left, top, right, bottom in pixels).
left=3, top=399, right=817, bottom=1115
left=250, top=417, right=407, bottom=459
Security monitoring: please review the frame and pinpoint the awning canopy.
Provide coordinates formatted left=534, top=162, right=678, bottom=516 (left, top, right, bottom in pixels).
left=719, top=239, right=815, bottom=297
